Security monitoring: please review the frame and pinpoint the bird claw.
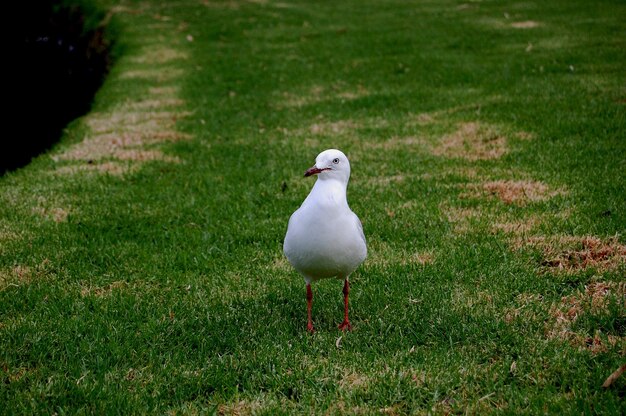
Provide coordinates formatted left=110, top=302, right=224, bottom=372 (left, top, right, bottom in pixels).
left=307, top=323, right=315, bottom=333
left=338, top=321, right=352, bottom=331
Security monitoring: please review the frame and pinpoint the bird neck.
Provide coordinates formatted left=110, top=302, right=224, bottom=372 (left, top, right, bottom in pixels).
left=307, top=177, right=348, bottom=209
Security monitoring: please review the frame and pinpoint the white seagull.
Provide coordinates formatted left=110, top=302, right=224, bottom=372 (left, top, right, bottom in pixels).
left=283, top=149, right=367, bottom=333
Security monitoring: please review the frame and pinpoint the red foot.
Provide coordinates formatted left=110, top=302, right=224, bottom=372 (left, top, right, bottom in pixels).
left=307, top=322, right=315, bottom=333
left=338, top=320, right=352, bottom=331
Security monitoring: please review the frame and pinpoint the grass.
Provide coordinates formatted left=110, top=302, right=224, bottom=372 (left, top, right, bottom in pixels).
left=1, top=0, right=625, bottom=413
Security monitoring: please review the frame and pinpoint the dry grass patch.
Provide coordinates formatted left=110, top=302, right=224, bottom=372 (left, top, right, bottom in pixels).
left=362, top=136, right=425, bottom=151
left=504, top=293, right=544, bottom=324
left=148, top=86, right=180, bottom=96
left=405, top=99, right=505, bottom=128
left=32, top=206, right=70, bottom=223
left=409, top=251, right=435, bottom=266
left=286, top=116, right=390, bottom=143
left=217, top=399, right=265, bottom=416
left=80, top=281, right=128, bottom=298
left=123, top=98, right=186, bottom=110
left=440, top=166, right=481, bottom=180
left=492, top=216, right=540, bottom=235
left=86, top=110, right=189, bottom=133
left=462, top=180, right=564, bottom=206
left=339, top=370, right=370, bottom=390
left=277, top=85, right=369, bottom=108
left=0, top=266, right=34, bottom=289
left=0, top=260, right=52, bottom=290
left=55, top=161, right=136, bottom=176
left=56, top=91, right=191, bottom=173
left=129, top=47, right=189, bottom=64
left=411, top=112, right=436, bottom=125
left=309, top=120, right=356, bottom=136
left=516, top=235, right=626, bottom=273
left=451, top=287, right=496, bottom=314
left=57, top=131, right=189, bottom=161
left=323, top=401, right=370, bottom=415
left=511, top=21, right=541, bottom=29
left=433, top=122, right=507, bottom=161
left=547, top=281, right=625, bottom=353
left=112, top=149, right=181, bottom=163
left=514, top=131, right=534, bottom=140
left=268, top=255, right=291, bottom=273
left=56, top=87, right=193, bottom=173
left=0, top=223, right=27, bottom=251
left=119, top=67, right=185, bottom=81
left=0, top=365, right=34, bottom=383
left=440, top=203, right=482, bottom=234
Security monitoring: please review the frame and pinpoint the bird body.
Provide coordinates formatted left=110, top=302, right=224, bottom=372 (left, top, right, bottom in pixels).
left=284, top=178, right=366, bottom=283
left=283, top=149, right=366, bottom=332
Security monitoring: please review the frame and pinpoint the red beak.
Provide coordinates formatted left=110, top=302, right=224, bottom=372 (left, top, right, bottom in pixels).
left=304, top=166, right=329, bottom=177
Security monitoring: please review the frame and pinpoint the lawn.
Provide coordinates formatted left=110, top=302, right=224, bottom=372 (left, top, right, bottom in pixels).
left=1, top=0, right=625, bottom=413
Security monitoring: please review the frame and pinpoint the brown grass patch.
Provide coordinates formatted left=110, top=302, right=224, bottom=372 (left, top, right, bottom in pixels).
left=362, top=136, right=425, bottom=151
left=148, top=86, right=179, bottom=96
left=86, top=111, right=189, bottom=133
left=452, top=287, right=496, bottom=314
left=504, top=293, right=544, bottom=324
left=268, top=256, right=291, bottom=273
left=517, top=235, right=626, bottom=273
left=57, top=130, right=189, bottom=162
left=409, top=251, right=435, bottom=265
left=1, top=365, right=33, bottom=383
left=0, top=265, right=33, bottom=288
left=492, top=217, right=539, bottom=235
left=547, top=281, right=625, bottom=353
left=463, top=180, right=564, bottom=206
left=440, top=204, right=481, bottom=234
left=511, top=21, right=541, bottom=29
left=339, top=370, right=370, bottom=390
left=440, top=166, right=481, bottom=180
left=514, top=131, right=534, bottom=140
left=119, top=68, right=184, bottom=81
left=113, top=149, right=181, bottom=163
left=32, top=206, right=70, bottom=223
left=0, top=223, right=26, bottom=251
left=55, top=161, right=136, bottom=176
left=278, top=85, right=369, bottom=108
left=309, top=120, right=356, bottom=135
left=201, top=0, right=247, bottom=10
left=129, top=47, right=189, bottom=64
left=433, top=122, right=507, bottom=161
left=0, top=261, right=51, bottom=290
left=336, top=90, right=368, bottom=100
left=123, top=98, right=185, bottom=110
left=81, top=281, right=127, bottom=297
left=217, top=399, right=264, bottom=415
left=405, top=99, right=505, bottom=127
left=412, top=112, right=436, bottom=125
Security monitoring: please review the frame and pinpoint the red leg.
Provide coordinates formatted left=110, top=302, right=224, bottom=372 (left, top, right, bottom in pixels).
left=306, top=283, right=315, bottom=333
left=338, top=279, right=352, bottom=331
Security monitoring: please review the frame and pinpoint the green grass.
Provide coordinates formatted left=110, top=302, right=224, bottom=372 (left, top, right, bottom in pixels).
left=1, top=0, right=625, bottom=413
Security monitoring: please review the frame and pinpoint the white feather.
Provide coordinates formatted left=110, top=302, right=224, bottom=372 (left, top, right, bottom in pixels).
left=283, top=149, right=367, bottom=284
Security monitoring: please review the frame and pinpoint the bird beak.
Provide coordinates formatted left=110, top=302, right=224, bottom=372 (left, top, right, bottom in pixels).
left=304, top=166, right=327, bottom=177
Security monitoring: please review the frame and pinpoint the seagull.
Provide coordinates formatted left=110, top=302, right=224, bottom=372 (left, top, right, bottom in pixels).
left=284, top=149, right=367, bottom=333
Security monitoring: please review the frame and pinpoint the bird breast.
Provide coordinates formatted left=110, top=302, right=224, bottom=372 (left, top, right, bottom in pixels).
left=284, top=204, right=366, bottom=280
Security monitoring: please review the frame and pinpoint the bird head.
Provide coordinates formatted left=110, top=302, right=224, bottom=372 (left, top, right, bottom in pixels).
left=304, top=149, right=351, bottom=183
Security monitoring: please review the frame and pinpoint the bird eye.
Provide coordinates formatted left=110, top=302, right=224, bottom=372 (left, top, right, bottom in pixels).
left=332, top=158, right=340, bottom=164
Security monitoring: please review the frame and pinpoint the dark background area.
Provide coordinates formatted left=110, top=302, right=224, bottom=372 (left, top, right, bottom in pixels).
left=3, top=1, right=111, bottom=174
